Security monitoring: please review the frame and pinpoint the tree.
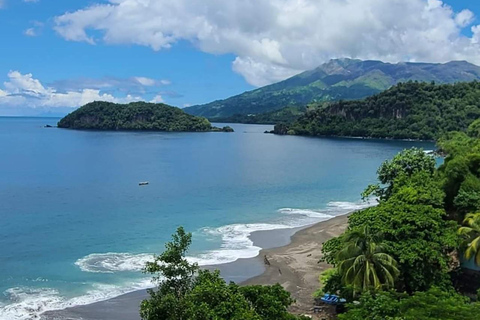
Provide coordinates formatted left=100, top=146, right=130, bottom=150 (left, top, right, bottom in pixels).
left=438, top=133, right=480, bottom=213
left=336, top=226, right=399, bottom=294
left=458, top=212, right=480, bottom=266
left=325, top=171, right=459, bottom=293
left=140, top=227, right=305, bottom=320
left=362, top=148, right=436, bottom=201
left=338, top=288, right=480, bottom=320
left=140, top=227, right=199, bottom=320
left=467, top=119, right=480, bottom=138
left=183, top=270, right=260, bottom=320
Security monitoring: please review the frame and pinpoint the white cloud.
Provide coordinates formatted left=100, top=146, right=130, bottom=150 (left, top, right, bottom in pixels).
left=134, top=76, right=156, bottom=86
left=54, top=0, right=480, bottom=86
left=0, top=71, right=142, bottom=109
left=49, top=75, right=171, bottom=95
left=455, top=9, right=475, bottom=27
left=24, top=28, right=37, bottom=37
left=150, top=94, right=164, bottom=103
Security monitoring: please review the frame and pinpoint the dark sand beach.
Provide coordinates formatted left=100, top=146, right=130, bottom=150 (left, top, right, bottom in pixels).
left=42, top=215, right=348, bottom=320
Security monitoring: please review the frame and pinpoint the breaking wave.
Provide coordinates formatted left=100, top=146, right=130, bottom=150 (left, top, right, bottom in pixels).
left=1, top=200, right=375, bottom=319
left=0, top=280, right=152, bottom=320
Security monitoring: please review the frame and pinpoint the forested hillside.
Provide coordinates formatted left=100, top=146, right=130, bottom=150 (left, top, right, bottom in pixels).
left=185, top=59, right=480, bottom=119
left=280, top=81, right=480, bottom=140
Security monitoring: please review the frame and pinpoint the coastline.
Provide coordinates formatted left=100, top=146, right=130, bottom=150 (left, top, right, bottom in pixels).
left=41, top=215, right=348, bottom=320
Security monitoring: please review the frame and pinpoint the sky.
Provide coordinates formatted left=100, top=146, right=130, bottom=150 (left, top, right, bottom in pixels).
left=1, top=0, right=480, bottom=116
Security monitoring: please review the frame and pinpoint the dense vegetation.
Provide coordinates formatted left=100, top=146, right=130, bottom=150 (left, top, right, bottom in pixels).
left=318, top=124, right=480, bottom=319
left=279, top=81, right=480, bottom=140
left=185, top=59, right=480, bottom=119
left=213, top=106, right=308, bottom=125
left=58, top=101, right=233, bottom=132
left=140, top=227, right=307, bottom=320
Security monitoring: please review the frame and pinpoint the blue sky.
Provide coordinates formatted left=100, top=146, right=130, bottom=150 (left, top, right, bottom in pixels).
left=1, top=0, right=480, bottom=116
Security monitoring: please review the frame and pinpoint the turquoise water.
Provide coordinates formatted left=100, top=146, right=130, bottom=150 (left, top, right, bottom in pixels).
left=0, top=117, right=435, bottom=319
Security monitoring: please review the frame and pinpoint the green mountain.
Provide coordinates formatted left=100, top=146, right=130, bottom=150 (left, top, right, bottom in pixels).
left=275, top=81, right=480, bottom=140
left=185, top=59, right=480, bottom=119
left=58, top=101, right=233, bottom=132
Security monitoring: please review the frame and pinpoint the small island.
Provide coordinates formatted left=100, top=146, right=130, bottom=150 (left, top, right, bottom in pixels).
left=57, top=101, right=234, bottom=133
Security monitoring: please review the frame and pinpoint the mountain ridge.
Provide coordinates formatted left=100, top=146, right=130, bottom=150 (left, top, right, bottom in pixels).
left=184, top=59, right=480, bottom=119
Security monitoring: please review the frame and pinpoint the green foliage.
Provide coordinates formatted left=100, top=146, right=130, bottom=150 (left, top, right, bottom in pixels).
left=339, top=288, right=480, bottom=320
left=239, top=284, right=300, bottom=320
left=336, top=227, right=399, bottom=294
left=213, top=106, right=308, bottom=125
left=185, top=59, right=480, bottom=119
left=58, top=101, right=219, bottom=132
left=313, top=268, right=343, bottom=297
left=467, top=119, right=480, bottom=138
left=325, top=170, right=459, bottom=293
left=140, top=227, right=199, bottom=320
left=140, top=227, right=303, bottom=320
left=348, top=200, right=458, bottom=292
left=438, top=133, right=480, bottom=213
left=321, top=235, right=344, bottom=265
left=183, top=270, right=259, bottom=320
left=363, top=148, right=436, bottom=200
left=287, top=81, right=480, bottom=139
left=458, top=212, right=480, bottom=266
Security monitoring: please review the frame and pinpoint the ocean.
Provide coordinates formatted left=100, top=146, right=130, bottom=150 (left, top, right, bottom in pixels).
left=0, top=117, right=435, bottom=319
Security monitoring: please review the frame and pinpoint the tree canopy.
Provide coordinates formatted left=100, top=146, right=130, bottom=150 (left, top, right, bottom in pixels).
left=279, top=81, right=480, bottom=140
left=58, top=101, right=233, bottom=132
left=140, top=227, right=305, bottom=320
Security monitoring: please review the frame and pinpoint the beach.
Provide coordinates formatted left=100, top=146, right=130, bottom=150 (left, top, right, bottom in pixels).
left=42, top=214, right=348, bottom=320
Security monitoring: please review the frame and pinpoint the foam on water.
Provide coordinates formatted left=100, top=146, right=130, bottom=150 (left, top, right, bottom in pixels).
left=0, top=280, right=153, bottom=320
left=0, top=200, right=375, bottom=319
left=75, top=253, right=155, bottom=273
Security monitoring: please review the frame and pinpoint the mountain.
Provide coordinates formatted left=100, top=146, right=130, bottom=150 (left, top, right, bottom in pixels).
left=184, top=59, right=480, bottom=119
left=58, top=101, right=233, bottom=132
left=274, top=81, right=480, bottom=140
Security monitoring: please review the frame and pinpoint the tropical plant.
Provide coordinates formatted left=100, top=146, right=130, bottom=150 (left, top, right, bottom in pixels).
left=339, top=287, right=480, bottom=320
left=362, top=148, right=436, bottom=201
left=336, top=226, right=399, bottom=294
left=140, top=227, right=305, bottom=320
left=458, top=212, right=480, bottom=266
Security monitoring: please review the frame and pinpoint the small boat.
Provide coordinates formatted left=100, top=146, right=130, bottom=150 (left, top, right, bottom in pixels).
left=139, top=181, right=149, bottom=186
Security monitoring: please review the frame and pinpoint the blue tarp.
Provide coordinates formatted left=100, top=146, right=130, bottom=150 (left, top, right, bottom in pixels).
left=320, top=293, right=347, bottom=305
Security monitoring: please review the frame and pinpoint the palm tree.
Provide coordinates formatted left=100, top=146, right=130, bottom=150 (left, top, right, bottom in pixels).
left=336, top=226, right=399, bottom=294
left=458, top=212, right=480, bottom=266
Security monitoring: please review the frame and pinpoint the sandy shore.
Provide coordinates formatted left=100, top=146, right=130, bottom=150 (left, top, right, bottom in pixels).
left=42, top=215, right=348, bottom=320
left=243, top=215, right=348, bottom=317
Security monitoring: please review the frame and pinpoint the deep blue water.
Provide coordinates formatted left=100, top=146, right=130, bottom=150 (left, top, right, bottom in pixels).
left=0, top=117, right=435, bottom=318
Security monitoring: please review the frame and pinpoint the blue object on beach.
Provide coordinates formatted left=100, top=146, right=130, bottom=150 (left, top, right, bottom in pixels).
left=320, top=293, right=346, bottom=305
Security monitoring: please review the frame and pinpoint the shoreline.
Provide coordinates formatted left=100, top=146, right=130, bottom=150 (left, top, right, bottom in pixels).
left=41, top=215, right=349, bottom=320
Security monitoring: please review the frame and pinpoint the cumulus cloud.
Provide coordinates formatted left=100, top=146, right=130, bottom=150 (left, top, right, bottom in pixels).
left=24, top=28, right=37, bottom=37
left=54, top=0, right=480, bottom=86
left=0, top=71, right=146, bottom=109
left=150, top=94, right=164, bottom=103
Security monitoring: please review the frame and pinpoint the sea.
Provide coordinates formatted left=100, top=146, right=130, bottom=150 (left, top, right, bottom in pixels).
left=0, top=117, right=435, bottom=319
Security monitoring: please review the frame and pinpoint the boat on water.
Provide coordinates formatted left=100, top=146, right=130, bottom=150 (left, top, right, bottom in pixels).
left=139, top=181, right=149, bottom=186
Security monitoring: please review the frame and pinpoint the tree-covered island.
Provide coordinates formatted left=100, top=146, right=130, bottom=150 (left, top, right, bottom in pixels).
left=58, top=101, right=234, bottom=132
